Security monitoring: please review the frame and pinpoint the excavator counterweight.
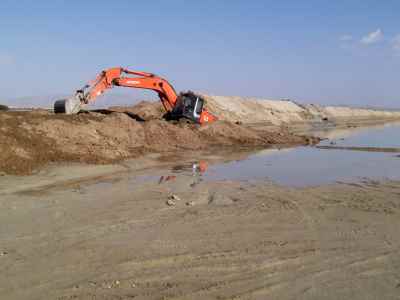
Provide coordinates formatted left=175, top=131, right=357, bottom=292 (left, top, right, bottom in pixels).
left=54, top=67, right=216, bottom=124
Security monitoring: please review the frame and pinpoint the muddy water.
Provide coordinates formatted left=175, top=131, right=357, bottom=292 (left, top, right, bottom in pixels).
left=317, top=121, right=400, bottom=148
left=167, top=122, right=400, bottom=187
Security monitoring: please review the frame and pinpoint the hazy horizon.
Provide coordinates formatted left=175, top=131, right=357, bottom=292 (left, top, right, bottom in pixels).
left=1, top=1, right=399, bottom=108
left=3, top=92, right=399, bottom=111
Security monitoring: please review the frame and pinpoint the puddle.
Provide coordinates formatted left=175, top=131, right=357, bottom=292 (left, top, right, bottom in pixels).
left=202, top=147, right=400, bottom=186
left=168, top=122, right=400, bottom=187
left=317, top=121, right=400, bottom=148
left=20, top=121, right=399, bottom=192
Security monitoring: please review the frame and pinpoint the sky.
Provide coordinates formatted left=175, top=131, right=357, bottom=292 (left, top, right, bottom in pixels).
left=0, top=0, right=399, bottom=107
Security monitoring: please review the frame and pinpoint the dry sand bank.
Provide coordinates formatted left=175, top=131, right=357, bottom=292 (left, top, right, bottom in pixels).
left=203, top=95, right=400, bottom=125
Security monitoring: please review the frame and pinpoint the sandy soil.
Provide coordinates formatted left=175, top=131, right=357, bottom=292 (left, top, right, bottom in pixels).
left=0, top=106, right=316, bottom=175
left=0, top=157, right=399, bottom=300
left=204, top=94, right=400, bottom=125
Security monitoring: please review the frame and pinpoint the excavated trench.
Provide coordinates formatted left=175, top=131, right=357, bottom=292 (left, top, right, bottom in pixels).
left=0, top=101, right=317, bottom=175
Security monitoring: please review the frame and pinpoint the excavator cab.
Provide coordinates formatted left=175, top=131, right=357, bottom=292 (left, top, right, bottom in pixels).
left=171, top=92, right=205, bottom=123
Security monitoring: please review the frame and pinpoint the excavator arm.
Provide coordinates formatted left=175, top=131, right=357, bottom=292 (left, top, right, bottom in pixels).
left=54, top=67, right=216, bottom=124
left=74, top=67, right=178, bottom=112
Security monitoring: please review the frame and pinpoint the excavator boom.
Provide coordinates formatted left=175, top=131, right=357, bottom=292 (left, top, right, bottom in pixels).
left=54, top=67, right=216, bottom=124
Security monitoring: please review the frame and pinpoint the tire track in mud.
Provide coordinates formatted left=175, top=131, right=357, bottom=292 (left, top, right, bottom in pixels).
left=2, top=174, right=400, bottom=299
left=65, top=193, right=400, bottom=298
left=95, top=246, right=398, bottom=300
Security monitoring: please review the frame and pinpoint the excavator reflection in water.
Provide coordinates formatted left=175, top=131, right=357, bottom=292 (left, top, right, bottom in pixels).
left=158, top=161, right=208, bottom=186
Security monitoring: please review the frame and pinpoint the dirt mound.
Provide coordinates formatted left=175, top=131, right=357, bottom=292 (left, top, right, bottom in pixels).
left=203, top=94, right=400, bottom=124
left=0, top=104, right=317, bottom=175
left=109, top=101, right=165, bottom=121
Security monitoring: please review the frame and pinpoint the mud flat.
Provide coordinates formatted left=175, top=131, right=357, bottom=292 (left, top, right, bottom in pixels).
left=1, top=158, right=400, bottom=299
left=316, top=145, right=400, bottom=153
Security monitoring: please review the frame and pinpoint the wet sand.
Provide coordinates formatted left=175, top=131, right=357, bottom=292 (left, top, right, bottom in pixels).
left=1, top=149, right=400, bottom=300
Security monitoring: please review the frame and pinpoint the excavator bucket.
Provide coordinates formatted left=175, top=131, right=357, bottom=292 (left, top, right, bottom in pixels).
left=54, top=95, right=83, bottom=114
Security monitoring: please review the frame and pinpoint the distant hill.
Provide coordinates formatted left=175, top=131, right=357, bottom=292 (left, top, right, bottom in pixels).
left=0, top=104, right=9, bottom=111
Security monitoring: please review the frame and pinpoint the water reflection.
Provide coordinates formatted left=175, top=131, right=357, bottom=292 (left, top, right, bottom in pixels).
left=168, top=122, right=400, bottom=187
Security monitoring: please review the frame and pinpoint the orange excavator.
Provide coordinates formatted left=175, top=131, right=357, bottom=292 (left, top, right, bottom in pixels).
left=54, top=67, right=216, bottom=124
